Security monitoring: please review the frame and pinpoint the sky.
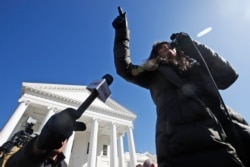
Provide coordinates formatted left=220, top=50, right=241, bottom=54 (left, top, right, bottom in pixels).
left=1, top=0, right=250, bottom=155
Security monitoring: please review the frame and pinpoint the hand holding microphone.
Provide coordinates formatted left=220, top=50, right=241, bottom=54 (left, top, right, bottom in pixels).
left=170, top=32, right=190, bottom=49
left=37, top=108, right=86, bottom=150
left=37, top=74, right=113, bottom=151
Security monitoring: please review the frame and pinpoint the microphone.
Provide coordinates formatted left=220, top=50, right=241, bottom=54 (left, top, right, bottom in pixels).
left=76, top=74, right=113, bottom=119
left=170, top=33, right=180, bottom=49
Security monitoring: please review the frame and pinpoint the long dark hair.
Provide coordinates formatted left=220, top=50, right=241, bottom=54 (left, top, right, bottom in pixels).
left=146, top=41, right=195, bottom=73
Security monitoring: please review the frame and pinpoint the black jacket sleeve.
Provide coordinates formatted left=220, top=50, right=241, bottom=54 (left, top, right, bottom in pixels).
left=5, top=137, right=50, bottom=167
left=113, top=28, right=152, bottom=89
left=181, top=39, right=238, bottom=89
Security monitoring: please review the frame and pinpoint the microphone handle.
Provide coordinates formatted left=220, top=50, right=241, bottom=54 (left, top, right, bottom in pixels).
left=76, top=90, right=98, bottom=119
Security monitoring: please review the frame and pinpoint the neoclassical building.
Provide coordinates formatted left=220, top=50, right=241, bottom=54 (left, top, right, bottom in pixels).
left=0, top=82, right=156, bottom=167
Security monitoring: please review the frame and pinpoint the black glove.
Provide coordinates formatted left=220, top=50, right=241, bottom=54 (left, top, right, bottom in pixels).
left=37, top=108, right=86, bottom=150
left=112, top=6, right=128, bottom=29
left=170, top=32, right=191, bottom=49
left=170, top=32, right=190, bottom=41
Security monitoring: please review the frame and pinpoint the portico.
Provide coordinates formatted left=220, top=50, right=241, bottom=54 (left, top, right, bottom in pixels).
left=0, top=82, right=138, bottom=167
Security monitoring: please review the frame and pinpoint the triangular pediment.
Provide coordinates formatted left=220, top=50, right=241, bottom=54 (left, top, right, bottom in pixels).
left=21, top=82, right=136, bottom=121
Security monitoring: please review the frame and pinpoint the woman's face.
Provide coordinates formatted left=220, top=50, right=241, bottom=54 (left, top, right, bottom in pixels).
left=157, top=43, right=177, bottom=59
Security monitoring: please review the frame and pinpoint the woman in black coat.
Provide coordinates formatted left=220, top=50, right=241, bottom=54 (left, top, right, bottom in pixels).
left=112, top=9, right=250, bottom=167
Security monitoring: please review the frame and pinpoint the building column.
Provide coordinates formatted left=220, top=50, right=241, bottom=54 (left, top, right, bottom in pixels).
left=87, top=118, right=99, bottom=167
left=37, top=107, right=55, bottom=133
left=0, top=100, right=29, bottom=145
left=63, top=131, right=75, bottom=165
left=110, top=122, right=118, bottom=167
left=118, top=134, right=125, bottom=167
left=127, top=126, right=137, bottom=167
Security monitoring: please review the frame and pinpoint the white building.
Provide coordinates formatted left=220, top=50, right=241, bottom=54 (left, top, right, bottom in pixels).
left=0, top=82, right=156, bottom=167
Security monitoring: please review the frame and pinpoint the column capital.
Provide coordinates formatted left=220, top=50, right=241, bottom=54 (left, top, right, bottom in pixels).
left=92, top=117, right=100, bottom=122
left=127, top=125, right=134, bottom=130
left=18, top=99, right=30, bottom=105
left=118, top=133, right=124, bottom=137
left=47, top=106, right=57, bottom=111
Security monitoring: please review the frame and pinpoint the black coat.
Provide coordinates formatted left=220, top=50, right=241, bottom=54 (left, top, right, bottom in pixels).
left=5, top=137, right=67, bottom=167
left=113, top=29, right=248, bottom=167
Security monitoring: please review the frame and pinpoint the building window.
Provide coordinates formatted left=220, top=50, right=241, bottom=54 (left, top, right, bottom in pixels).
left=87, top=142, right=90, bottom=154
left=103, top=144, right=107, bottom=156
